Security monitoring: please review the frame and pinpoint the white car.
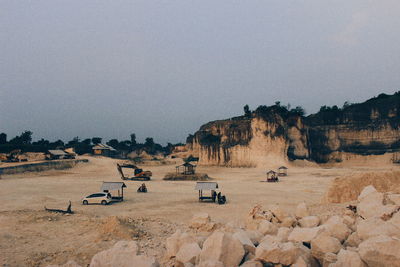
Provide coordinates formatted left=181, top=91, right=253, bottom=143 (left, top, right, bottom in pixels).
left=82, top=192, right=112, bottom=205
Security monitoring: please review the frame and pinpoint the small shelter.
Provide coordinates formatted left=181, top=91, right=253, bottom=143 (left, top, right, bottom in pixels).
left=47, top=150, right=67, bottom=160
left=392, top=153, right=400, bottom=164
left=266, top=170, right=279, bottom=182
left=278, top=166, right=288, bottom=176
left=176, top=162, right=196, bottom=175
left=195, top=182, right=218, bottom=202
left=92, top=144, right=116, bottom=156
left=101, top=182, right=127, bottom=201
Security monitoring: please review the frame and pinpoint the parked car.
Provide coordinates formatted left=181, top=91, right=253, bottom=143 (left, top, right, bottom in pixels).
left=82, top=192, right=111, bottom=205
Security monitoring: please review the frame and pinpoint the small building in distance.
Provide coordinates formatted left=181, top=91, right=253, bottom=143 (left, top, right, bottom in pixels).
left=92, top=144, right=116, bottom=157
left=46, top=150, right=67, bottom=160
left=176, top=162, right=196, bottom=175
left=278, top=166, right=288, bottom=176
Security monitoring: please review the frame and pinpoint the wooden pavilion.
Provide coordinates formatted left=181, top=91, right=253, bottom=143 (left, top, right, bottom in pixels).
left=176, top=162, right=196, bottom=175
left=101, top=182, right=127, bottom=201
left=278, top=166, right=288, bottom=176
left=266, top=170, right=279, bottom=182
left=195, top=182, right=218, bottom=202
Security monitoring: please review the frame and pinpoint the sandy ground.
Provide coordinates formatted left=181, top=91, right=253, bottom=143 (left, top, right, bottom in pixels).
left=0, top=156, right=399, bottom=266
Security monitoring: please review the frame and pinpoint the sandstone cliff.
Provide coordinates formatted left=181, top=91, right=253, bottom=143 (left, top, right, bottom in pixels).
left=187, top=92, right=400, bottom=166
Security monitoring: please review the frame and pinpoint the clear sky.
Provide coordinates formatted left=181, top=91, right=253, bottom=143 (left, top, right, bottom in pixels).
left=1, top=1, right=400, bottom=144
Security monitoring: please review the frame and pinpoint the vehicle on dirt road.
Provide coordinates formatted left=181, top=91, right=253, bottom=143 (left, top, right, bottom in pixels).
left=82, top=192, right=112, bottom=205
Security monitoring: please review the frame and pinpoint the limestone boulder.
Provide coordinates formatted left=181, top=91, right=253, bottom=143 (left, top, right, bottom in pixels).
left=357, top=186, right=397, bottom=219
left=233, top=230, right=256, bottom=254
left=322, top=252, right=337, bottom=267
left=239, top=260, right=263, bottom=267
left=358, top=235, right=400, bottom=267
left=387, top=193, right=400, bottom=205
left=288, top=226, right=325, bottom=243
left=344, top=232, right=362, bottom=248
left=276, top=227, right=292, bottom=242
left=323, top=216, right=352, bottom=242
left=280, top=216, right=297, bottom=228
left=342, top=215, right=355, bottom=228
left=175, top=242, right=201, bottom=265
left=310, top=233, right=341, bottom=261
left=329, top=249, right=367, bottom=267
left=244, top=230, right=263, bottom=246
left=165, top=230, right=197, bottom=258
left=389, top=211, right=400, bottom=227
left=89, top=241, right=158, bottom=267
left=269, top=204, right=288, bottom=222
left=245, top=205, right=273, bottom=230
left=199, top=231, right=245, bottom=267
left=255, top=239, right=311, bottom=266
left=358, top=185, right=377, bottom=200
left=166, top=230, right=182, bottom=258
left=299, top=216, right=320, bottom=228
left=295, top=202, right=310, bottom=219
left=197, top=261, right=224, bottom=267
left=189, top=213, right=215, bottom=232
left=356, top=217, right=399, bottom=240
left=257, top=220, right=278, bottom=235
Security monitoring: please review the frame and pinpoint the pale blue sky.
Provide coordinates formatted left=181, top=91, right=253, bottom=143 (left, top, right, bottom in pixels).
left=1, top=1, right=400, bottom=144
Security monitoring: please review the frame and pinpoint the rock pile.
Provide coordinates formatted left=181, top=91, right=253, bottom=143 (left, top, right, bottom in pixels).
left=164, top=185, right=400, bottom=267
left=49, top=185, right=400, bottom=267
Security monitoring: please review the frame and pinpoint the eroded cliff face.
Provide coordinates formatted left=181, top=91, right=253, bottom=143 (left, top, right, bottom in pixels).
left=187, top=93, right=400, bottom=166
left=187, top=108, right=308, bottom=167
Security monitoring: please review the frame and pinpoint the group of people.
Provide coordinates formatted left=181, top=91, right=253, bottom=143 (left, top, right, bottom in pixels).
left=211, top=190, right=227, bottom=205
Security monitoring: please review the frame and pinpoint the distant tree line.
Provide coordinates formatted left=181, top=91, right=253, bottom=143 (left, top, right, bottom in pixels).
left=0, top=131, right=178, bottom=155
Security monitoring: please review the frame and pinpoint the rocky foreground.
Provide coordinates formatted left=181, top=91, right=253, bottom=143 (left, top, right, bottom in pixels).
left=50, top=185, right=400, bottom=267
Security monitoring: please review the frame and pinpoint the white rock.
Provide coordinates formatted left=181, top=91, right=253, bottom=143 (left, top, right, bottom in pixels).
left=269, top=204, right=289, bottom=222
left=299, top=216, right=320, bottom=228
left=356, top=217, right=399, bottom=240
left=244, top=230, right=263, bottom=246
left=310, top=233, right=341, bottom=261
left=295, top=202, right=310, bottom=219
left=199, top=231, right=245, bottom=267
left=342, top=215, right=355, bottom=228
left=190, top=213, right=215, bottom=231
left=233, top=230, right=256, bottom=254
left=288, top=226, right=325, bottom=243
left=280, top=216, right=297, bottom=228
left=358, top=235, right=400, bottom=267
left=175, top=242, right=201, bottom=265
left=357, top=189, right=397, bottom=219
left=276, top=227, right=292, bottom=242
left=344, top=232, right=362, bottom=248
left=357, top=185, right=378, bottom=201
left=323, top=216, right=352, bottom=242
left=322, top=252, right=337, bottom=267
left=329, top=249, right=367, bottom=267
left=255, top=239, right=307, bottom=266
left=387, top=193, right=400, bottom=205
left=166, top=230, right=182, bottom=258
left=197, top=260, right=224, bottom=267
left=258, top=220, right=278, bottom=235
left=239, top=260, right=263, bottom=267
left=165, top=230, right=197, bottom=258
left=89, top=241, right=158, bottom=267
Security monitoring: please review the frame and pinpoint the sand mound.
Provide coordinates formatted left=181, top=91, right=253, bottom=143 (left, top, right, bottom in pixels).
left=97, top=216, right=146, bottom=241
left=323, top=171, right=400, bottom=203
left=163, top=173, right=211, bottom=181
